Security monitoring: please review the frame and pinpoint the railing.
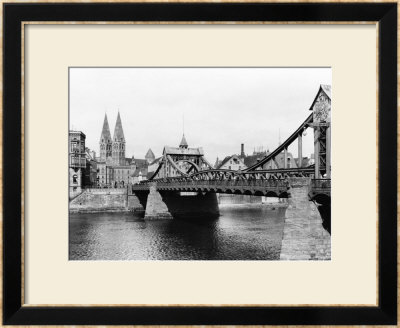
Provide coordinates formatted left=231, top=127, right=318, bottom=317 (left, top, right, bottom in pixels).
left=132, top=178, right=289, bottom=191
left=159, top=179, right=287, bottom=188
left=149, top=167, right=315, bottom=183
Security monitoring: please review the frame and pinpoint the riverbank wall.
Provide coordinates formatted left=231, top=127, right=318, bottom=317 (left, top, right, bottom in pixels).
left=69, top=189, right=144, bottom=213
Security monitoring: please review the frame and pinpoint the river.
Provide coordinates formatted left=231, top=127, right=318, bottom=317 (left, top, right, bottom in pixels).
left=69, top=206, right=287, bottom=260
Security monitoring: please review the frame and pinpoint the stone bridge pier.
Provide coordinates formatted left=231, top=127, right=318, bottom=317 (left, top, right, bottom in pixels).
left=143, top=183, right=219, bottom=220
left=280, top=177, right=331, bottom=260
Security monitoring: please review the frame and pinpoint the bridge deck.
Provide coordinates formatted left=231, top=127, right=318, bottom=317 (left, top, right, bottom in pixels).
left=131, top=178, right=331, bottom=198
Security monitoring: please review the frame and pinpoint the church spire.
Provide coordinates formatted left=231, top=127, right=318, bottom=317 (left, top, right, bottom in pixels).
left=113, top=111, right=125, bottom=141
left=145, top=148, right=155, bottom=163
left=112, top=111, right=126, bottom=166
left=179, top=134, right=188, bottom=149
left=100, top=113, right=112, bottom=143
left=99, top=113, right=112, bottom=161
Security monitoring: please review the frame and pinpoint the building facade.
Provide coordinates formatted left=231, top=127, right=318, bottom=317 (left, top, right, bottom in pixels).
left=84, top=147, right=98, bottom=187
left=69, top=131, right=86, bottom=197
left=217, top=154, right=247, bottom=170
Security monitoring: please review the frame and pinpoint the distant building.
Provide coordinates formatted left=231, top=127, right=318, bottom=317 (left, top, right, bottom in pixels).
left=217, top=154, right=247, bottom=171
left=243, top=149, right=298, bottom=170
left=214, top=157, right=221, bottom=168
left=147, top=157, right=163, bottom=179
left=69, top=130, right=86, bottom=197
left=223, top=143, right=314, bottom=171
left=132, top=167, right=148, bottom=184
left=145, top=148, right=155, bottom=164
left=84, top=147, right=98, bottom=187
left=295, top=156, right=312, bottom=168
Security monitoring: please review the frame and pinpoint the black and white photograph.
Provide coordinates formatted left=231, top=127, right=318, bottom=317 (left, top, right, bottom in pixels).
left=69, top=67, right=331, bottom=261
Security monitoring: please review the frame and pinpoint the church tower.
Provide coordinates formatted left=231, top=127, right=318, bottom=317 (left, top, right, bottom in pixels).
left=112, top=111, right=126, bottom=166
left=99, top=113, right=112, bottom=161
left=145, top=148, right=155, bottom=163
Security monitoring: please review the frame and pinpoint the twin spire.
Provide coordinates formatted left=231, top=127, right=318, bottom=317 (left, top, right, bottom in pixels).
left=100, top=112, right=125, bottom=143
left=101, top=112, right=188, bottom=156
left=99, top=112, right=126, bottom=164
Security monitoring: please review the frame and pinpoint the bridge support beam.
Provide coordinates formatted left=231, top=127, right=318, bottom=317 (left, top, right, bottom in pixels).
left=284, top=147, right=288, bottom=169
left=280, top=177, right=331, bottom=260
left=298, top=133, right=302, bottom=168
left=326, top=125, right=331, bottom=178
left=314, top=128, right=320, bottom=178
left=144, top=183, right=173, bottom=220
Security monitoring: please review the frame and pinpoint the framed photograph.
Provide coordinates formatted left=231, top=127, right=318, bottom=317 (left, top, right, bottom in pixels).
left=3, top=1, right=397, bottom=325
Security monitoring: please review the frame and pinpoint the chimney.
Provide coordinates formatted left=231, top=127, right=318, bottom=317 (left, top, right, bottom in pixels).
left=241, top=143, right=245, bottom=157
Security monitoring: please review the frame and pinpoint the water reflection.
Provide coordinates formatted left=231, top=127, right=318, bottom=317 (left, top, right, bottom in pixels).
left=69, top=206, right=286, bottom=261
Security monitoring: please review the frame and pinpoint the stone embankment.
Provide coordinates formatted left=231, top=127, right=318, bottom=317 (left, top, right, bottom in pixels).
left=69, top=189, right=143, bottom=213
left=280, top=178, right=331, bottom=260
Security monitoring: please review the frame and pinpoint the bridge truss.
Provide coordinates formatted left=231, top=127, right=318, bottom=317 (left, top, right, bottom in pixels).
left=136, top=85, right=331, bottom=199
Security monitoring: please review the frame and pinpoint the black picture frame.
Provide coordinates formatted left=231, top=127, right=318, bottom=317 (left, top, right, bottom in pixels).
left=3, top=2, right=397, bottom=325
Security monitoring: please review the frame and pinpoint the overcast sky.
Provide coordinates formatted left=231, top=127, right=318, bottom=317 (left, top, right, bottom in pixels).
left=70, top=67, right=331, bottom=164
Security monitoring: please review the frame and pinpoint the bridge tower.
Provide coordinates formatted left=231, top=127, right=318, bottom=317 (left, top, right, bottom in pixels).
left=179, top=134, right=188, bottom=149
left=99, top=113, right=112, bottom=161
left=310, top=85, right=331, bottom=178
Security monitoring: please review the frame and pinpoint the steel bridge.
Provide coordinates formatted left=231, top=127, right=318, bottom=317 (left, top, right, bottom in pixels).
left=132, top=85, right=331, bottom=201
left=131, top=168, right=330, bottom=199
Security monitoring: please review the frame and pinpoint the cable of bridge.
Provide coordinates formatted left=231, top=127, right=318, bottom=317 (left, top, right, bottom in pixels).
left=245, top=113, right=313, bottom=171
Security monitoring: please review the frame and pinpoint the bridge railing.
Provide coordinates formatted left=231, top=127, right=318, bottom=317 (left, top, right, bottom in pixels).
left=132, top=178, right=289, bottom=190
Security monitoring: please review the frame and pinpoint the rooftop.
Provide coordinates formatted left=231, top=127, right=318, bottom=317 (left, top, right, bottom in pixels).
left=164, top=146, right=204, bottom=156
